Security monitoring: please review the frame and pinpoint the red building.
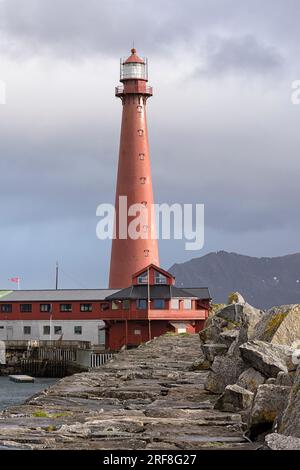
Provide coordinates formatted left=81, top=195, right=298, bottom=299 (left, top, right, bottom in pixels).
left=102, top=264, right=210, bottom=351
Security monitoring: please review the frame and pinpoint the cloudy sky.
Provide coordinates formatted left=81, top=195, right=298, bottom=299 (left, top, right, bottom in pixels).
left=0, top=0, right=300, bottom=289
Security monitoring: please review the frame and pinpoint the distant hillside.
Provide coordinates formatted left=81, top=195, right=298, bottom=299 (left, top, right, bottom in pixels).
left=169, top=251, right=300, bottom=309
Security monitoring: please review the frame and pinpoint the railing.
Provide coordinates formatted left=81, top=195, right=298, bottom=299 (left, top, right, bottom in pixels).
left=5, top=340, right=91, bottom=350
left=115, top=85, right=153, bottom=96
left=90, top=353, right=113, bottom=368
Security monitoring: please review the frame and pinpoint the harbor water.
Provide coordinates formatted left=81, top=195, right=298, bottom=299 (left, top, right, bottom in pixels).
left=0, top=376, right=58, bottom=411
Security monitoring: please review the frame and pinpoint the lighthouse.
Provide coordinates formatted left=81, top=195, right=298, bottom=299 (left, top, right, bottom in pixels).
left=109, top=48, right=160, bottom=288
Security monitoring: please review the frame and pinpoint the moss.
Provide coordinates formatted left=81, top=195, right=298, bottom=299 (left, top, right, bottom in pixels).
left=261, top=312, right=288, bottom=341
left=32, top=410, right=71, bottom=419
left=228, top=292, right=239, bottom=304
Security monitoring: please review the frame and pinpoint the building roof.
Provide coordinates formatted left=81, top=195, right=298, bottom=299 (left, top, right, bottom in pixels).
left=124, top=48, right=145, bottom=64
left=0, top=289, right=118, bottom=302
left=105, top=285, right=211, bottom=301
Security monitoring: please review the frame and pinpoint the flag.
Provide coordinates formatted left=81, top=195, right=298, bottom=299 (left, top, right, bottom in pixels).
left=9, top=277, right=20, bottom=283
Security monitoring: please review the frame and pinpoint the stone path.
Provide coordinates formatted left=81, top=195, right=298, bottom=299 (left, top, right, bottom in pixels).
left=0, top=334, right=257, bottom=449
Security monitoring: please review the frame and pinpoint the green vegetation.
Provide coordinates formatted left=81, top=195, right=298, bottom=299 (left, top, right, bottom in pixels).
left=32, top=410, right=71, bottom=419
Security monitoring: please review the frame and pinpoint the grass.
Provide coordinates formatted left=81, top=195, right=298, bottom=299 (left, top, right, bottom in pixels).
left=32, top=410, right=71, bottom=419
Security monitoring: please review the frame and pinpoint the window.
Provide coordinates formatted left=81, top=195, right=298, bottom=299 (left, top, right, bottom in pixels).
left=54, top=326, right=62, bottom=335
left=43, top=325, right=50, bottom=335
left=140, top=177, right=146, bottom=184
left=23, top=326, right=31, bottom=335
left=100, top=302, right=109, bottom=311
left=137, top=129, right=144, bottom=136
left=134, top=329, right=141, bottom=335
left=141, top=201, right=147, bottom=206
left=74, top=326, right=82, bottom=335
left=137, top=271, right=148, bottom=284
left=139, top=153, right=145, bottom=160
left=40, top=304, right=52, bottom=313
left=60, top=304, right=72, bottom=312
left=136, top=299, right=147, bottom=310
left=1, top=304, right=12, bottom=313
left=153, top=299, right=165, bottom=309
left=0, top=326, right=4, bottom=330
left=137, top=105, right=143, bottom=113
left=144, top=249, right=150, bottom=257
left=80, top=303, right=92, bottom=312
left=183, top=299, right=192, bottom=310
left=122, top=299, right=130, bottom=310
left=154, top=272, right=167, bottom=284
left=112, top=301, right=120, bottom=310
left=171, top=299, right=180, bottom=310
left=20, top=304, right=32, bottom=313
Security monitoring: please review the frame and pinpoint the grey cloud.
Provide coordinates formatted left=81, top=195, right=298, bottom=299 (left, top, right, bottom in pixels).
left=197, top=35, right=284, bottom=76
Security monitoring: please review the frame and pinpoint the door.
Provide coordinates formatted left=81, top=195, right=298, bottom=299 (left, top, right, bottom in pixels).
left=6, top=326, right=13, bottom=340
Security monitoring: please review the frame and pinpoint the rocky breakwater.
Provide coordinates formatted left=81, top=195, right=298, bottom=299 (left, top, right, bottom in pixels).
left=0, top=334, right=256, bottom=450
left=198, top=294, right=300, bottom=450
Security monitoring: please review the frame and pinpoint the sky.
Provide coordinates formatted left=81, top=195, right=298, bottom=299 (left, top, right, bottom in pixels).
left=0, top=0, right=300, bottom=289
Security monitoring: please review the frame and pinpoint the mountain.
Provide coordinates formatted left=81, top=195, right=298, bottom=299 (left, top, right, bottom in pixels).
left=169, top=251, right=300, bottom=309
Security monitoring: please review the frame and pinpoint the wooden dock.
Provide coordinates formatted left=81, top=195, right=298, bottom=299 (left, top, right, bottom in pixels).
left=9, top=375, right=35, bottom=383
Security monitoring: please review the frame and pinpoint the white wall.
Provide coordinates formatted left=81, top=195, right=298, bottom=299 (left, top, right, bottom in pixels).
left=0, top=320, right=105, bottom=345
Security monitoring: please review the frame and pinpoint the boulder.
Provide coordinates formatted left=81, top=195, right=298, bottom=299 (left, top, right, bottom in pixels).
left=248, top=384, right=291, bottom=439
left=253, top=304, right=300, bottom=346
left=236, top=367, right=266, bottom=393
left=265, top=433, right=300, bottom=450
left=279, top=364, right=300, bottom=437
left=201, top=343, right=228, bottom=362
left=216, top=303, right=244, bottom=323
left=275, top=371, right=294, bottom=387
left=205, top=354, right=247, bottom=394
left=237, top=303, right=264, bottom=344
left=239, top=340, right=295, bottom=378
left=199, top=316, right=229, bottom=345
left=214, top=384, right=254, bottom=412
left=219, top=329, right=239, bottom=347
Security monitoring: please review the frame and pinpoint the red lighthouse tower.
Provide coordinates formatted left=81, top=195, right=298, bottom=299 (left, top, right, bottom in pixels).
left=109, top=48, right=160, bottom=289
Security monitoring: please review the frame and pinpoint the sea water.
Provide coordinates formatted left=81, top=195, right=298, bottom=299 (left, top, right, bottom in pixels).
left=0, top=376, right=58, bottom=411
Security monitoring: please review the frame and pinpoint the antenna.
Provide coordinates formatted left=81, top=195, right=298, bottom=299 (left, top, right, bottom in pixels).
left=55, top=261, right=59, bottom=290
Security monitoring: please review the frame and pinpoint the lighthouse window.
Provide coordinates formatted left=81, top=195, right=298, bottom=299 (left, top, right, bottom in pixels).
left=1, top=304, right=12, bottom=313
left=138, top=129, right=144, bottom=136
left=139, top=153, right=145, bottom=160
left=100, top=302, right=109, bottom=311
left=54, top=326, right=62, bottom=335
left=43, top=325, right=50, bottom=335
left=144, top=249, right=150, bottom=257
left=183, top=299, right=192, bottom=310
left=122, top=299, right=130, bottom=310
left=80, top=303, right=92, bottom=312
left=137, top=105, right=143, bottom=113
left=171, top=299, right=180, bottom=310
left=60, top=304, right=72, bottom=312
left=20, top=304, right=32, bottom=313
left=140, top=177, right=146, bottom=184
left=137, top=271, right=148, bottom=284
left=112, top=301, right=121, bottom=310
left=40, top=303, right=52, bottom=313
left=137, top=299, right=147, bottom=310
left=141, top=201, right=147, bottom=206
left=154, top=272, right=167, bottom=284
left=153, top=299, right=165, bottom=309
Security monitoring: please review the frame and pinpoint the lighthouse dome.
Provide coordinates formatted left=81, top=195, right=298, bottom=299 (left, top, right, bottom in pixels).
left=120, top=48, right=148, bottom=81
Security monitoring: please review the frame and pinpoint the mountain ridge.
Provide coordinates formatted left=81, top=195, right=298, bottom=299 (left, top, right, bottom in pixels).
left=169, top=251, right=300, bottom=309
